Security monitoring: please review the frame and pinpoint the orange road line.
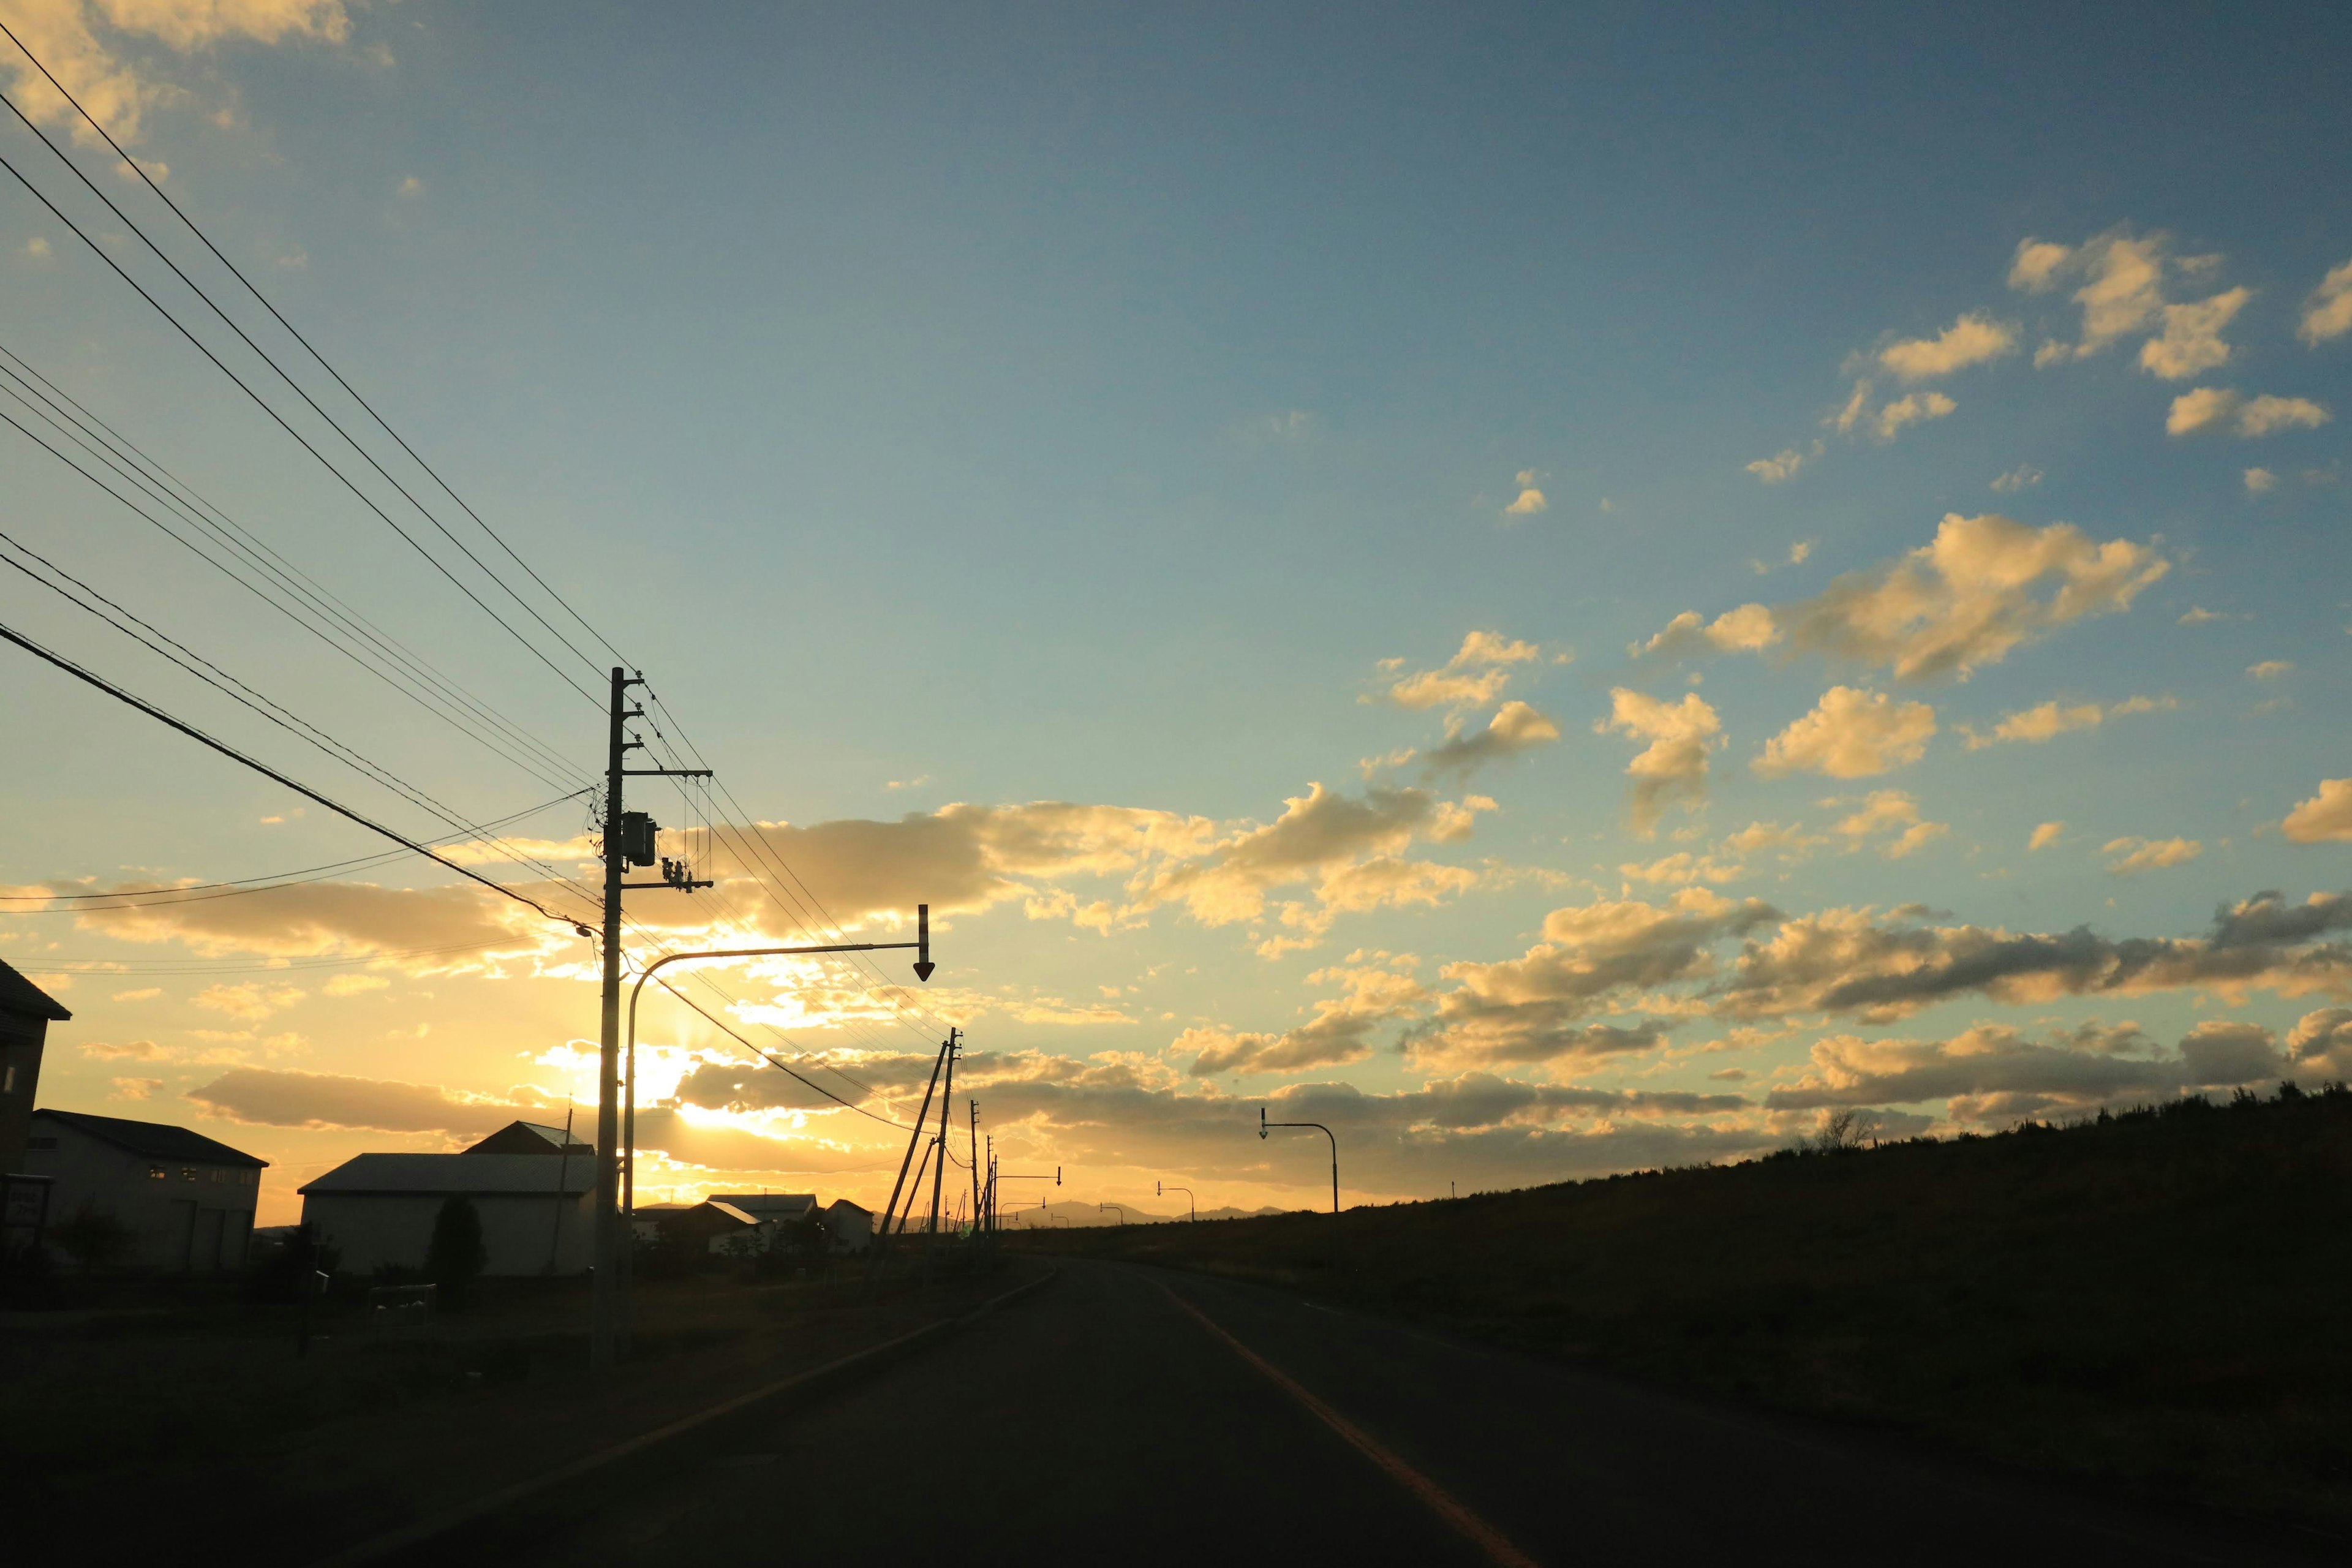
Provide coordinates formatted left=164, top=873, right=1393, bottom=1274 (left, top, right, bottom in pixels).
left=1161, top=1282, right=1541, bottom=1568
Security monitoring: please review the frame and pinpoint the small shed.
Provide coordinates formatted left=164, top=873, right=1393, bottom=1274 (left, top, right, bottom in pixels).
left=23, top=1109, right=266, bottom=1272
left=298, top=1153, right=595, bottom=1276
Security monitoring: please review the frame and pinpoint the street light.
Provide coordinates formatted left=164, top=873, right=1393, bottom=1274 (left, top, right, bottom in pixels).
left=1098, top=1202, right=1128, bottom=1226
left=1156, top=1180, right=1195, bottom=1222
left=617, top=909, right=935, bottom=1340
left=1260, top=1106, right=1339, bottom=1215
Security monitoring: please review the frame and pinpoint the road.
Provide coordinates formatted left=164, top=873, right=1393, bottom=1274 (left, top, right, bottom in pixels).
left=530, top=1258, right=2336, bottom=1566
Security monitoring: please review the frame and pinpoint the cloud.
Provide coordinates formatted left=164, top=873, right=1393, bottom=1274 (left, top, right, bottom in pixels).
left=1411, top=889, right=1775, bottom=1068
left=23, top=236, right=50, bottom=258
left=1717, top=890, right=2352, bottom=1024
left=187, top=1067, right=546, bottom=1138
left=396, top=175, right=422, bottom=197
left=2288, top=1008, right=2352, bottom=1079
left=1618, top=853, right=1743, bottom=886
left=2245, top=467, right=2277, bottom=494
left=2168, top=388, right=2332, bottom=437
left=1183, top=962, right=1427, bottom=1077
left=81, top=1038, right=164, bottom=1060
left=1959, top=693, right=2174, bottom=748
left=1754, top=687, right=1936, bottom=778
left=1780, top=514, right=2166, bottom=682
left=1420, top=701, right=1562, bottom=780
left=1746, top=448, right=1808, bottom=484
left=1503, top=470, right=1548, bottom=517
left=1634, top=604, right=1777, bottom=660
left=1990, top=466, right=2041, bottom=494
left=1597, top=690, right=1722, bottom=834
left=191, top=982, right=303, bottom=1019
left=0, top=0, right=353, bottom=146
left=2301, top=260, right=2352, bottom=345
left=1135, top=784, right=1469, bottom=931
left=2104, top=837, right=2203, bottom=875
left=1762, top=1021, right=2282, bottom=1125
left=63, top=878, right=546, bottom=965
left=2029, top=821, right=2065, bottom=852
left=1870, top=390, right=1956, bottom=440
left=2247, top=660, right=2293, bottom=680
left=2283, top=780, right=2352, bottom=844
left=1382, top=631, right=1540, bottom=710
left=1879, top=313, right=2017, bottom=381
left=111, top=1077, right=160, bottom=1100
left=2139, top=288, right=2252, bottom=379
left=2179, top=606, right=2226, bottom=625
left=2008, top=239, right=2074, bottom=293
left=1828, top=790, right=1949, bottom=859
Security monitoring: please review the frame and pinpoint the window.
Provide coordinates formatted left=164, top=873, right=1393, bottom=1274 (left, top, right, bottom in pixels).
left=181, top=1167, right=196, bottom=1182
left=3, top=1063, right=13, bottom=1093
left=149, top=1165, right=166, bottom=1180
left=209, top=1170, right=224, bottom=1183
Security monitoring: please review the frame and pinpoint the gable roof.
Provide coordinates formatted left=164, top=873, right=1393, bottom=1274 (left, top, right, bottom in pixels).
left=463, top=1120, right=594, bottom=1156
left=34, top=1108, right=265, bottom=1167
left=709, top=1192, right=818, bottom=1218
left=298, top=1153, right=595, bottom=1197
left=0, top=959, right=70, bottom=1023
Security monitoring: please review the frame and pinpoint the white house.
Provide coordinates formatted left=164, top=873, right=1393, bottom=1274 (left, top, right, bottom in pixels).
left=298, top=1133, right=596, bottom=1277
left=23, top=1109, right=266, bottom=1272
left=709, top=1192, right=873, bottom=1253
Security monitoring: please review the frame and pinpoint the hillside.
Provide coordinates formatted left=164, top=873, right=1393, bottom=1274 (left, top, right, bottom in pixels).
left=1016, top=1085, right=2352, bottom=1525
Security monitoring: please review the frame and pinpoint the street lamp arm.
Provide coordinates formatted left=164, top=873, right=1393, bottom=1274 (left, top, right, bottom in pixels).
left=1259, top=1109, right=1340, bottom=1215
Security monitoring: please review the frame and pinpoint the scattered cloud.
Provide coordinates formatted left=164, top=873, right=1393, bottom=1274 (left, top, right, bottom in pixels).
left=2247, top=660, right=2294, bottom=680
left=1619, top=852, right=1743, bottom=887
left=1643, top=515, right=2166, bottom=685
left=1990, top=465, right=2041, bottom=494
left=1960, top=693, right=2174, bottom=748
left=81, top=1038, right=164, bottom=1060
left=1754, top=687, right=1937, bottom=779
left=2283, top=780, right=2352, bottom=844
left=2289, top=1008, right=2352, bottom=1079
left=2179, top=606, right=2226, bottom=625
left=1869, top=390, right=1956, bottom=441
left=2029, top=821, right=2065, bottom=852
left=1828, top=790, right=1948, bottom=859
left=1183, top=960, right=1426, bottom=1077
left=2139, top=287, right=2252, bottom=379
left=1420, top=701, right=1562, bottom=780
left=2245, top=467, right=2277, bottom=494
left=1878, top=312, right=2017, bottom=381
left=111, top=1077, right=160, bottom=1100
left=396, top=175, right=423, bottom=198
left=23, top=236, right=50, bottom=258
left=1746, top=447, right=1809, bottom=484
left=1502, top=470, right=1548, bottom=517
left=2007, top=239, right=2074, bottom=293
left=1597, top=690, right=1722, bottom=835
left=2168, top=387, right=2332, bottom=437
left=1382, top=631, right=1540, bottom=711
left=2300, top=259, right=2352, bottom=346
left=2022, top=231, right=2167, bottom=363
left=2104, top=836, right=2203, bottom=875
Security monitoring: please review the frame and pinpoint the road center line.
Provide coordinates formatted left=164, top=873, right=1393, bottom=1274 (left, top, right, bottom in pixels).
left=1159, top=1282, right=1542, bottom=1568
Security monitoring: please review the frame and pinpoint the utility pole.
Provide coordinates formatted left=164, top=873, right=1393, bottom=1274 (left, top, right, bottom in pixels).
left=1260, top=1106, right=1340, bottom=1215
left=924, top=1030, right=959, bottom=1252
left=968, top=1099, right=982, bottom=1227
left=590, top=668, right=710, bottom=1374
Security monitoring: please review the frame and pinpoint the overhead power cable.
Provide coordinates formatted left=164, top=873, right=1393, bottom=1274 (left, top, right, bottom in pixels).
left=0, top=617, right=584, bottom=929
left=646, top=972, right=910, bottom=1129
left=0, top=18, right=630, bottom=675
left=0, top=791, right=586, bottom=910
left=0, top=342, right=584, bottom=791
left=0, top=138, right=600, bottom=706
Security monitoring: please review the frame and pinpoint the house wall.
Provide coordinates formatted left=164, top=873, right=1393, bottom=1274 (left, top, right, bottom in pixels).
left=302, top=1189, right=595, bottom=1277
left=0, top=1017, right=47, bottom=1171
left=22, top=1121, right=258, bottom=1272
left=824, top=1202, right=873, bottom=1253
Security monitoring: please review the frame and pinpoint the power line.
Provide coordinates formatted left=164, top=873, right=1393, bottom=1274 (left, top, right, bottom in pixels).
left=0, top=17, right=630, bottom=675
left=0, top=616, right=585, bottom=929
left=0, top=342, right=586, bottom=790
left=0, top=139, right=601, bottom=707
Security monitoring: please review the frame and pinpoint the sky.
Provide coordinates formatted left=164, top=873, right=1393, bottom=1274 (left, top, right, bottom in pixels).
left=2, top=1, right=2350, bottom=1227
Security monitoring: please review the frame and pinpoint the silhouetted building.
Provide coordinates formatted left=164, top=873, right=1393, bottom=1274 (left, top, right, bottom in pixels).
left=642, top=1197, right=766, bottom=1255
left=0, top=958, right=70, bottom=1172
left=22, top=1109, right=266, bottom=1272
left=464, top=1119, right=594, bottom=1157
left=707, top=1192, right=873, bottom=1254
left=823, top=1198, right=873, bottom=1253
left=298, top=1153, right=595, bottom=1276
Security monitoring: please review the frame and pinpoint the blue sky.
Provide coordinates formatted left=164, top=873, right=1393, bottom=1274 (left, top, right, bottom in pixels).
left=3, top=1, right=2349, bottom=1223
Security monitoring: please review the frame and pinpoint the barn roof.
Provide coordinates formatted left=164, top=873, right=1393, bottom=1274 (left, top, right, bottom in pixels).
left=34, top=1109, right=264, bottom=1167
left=0, top=958, right=70, bottom=1023
left=298, top=1153, right=595, bottom=1197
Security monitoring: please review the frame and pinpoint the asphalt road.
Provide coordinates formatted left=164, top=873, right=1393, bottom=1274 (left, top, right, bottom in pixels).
left=529, top=1258, right=2339, bottom=1566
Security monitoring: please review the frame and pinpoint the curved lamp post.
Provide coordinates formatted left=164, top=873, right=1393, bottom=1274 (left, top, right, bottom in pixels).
left=1156, top=1180, right=1196, bottom=1223
left=1260, top=1106, right=1339, bottom=1215
left=1098, top=1202, right=1128, bottom=1226
left=617, top=910, right=934, bottom=1336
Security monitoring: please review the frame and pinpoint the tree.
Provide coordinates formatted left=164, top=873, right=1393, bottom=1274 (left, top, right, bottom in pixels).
left=1810, top=1108, right=1882, bottom=1154
left=425, top=1194, right=488, bottom=1303
left=51, top=1202, right=134, bottom=1276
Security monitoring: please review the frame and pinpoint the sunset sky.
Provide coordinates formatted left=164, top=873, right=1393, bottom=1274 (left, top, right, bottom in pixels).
left=4, top=2, right=2350, bottom=1227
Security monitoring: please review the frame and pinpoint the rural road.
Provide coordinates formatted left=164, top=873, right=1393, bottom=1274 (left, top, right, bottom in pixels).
left=528, top=1258, right=2336, bottom=1566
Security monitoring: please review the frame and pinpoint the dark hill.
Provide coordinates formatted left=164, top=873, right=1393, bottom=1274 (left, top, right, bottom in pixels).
left=1017, top=1085, right=2352, bottom=1524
